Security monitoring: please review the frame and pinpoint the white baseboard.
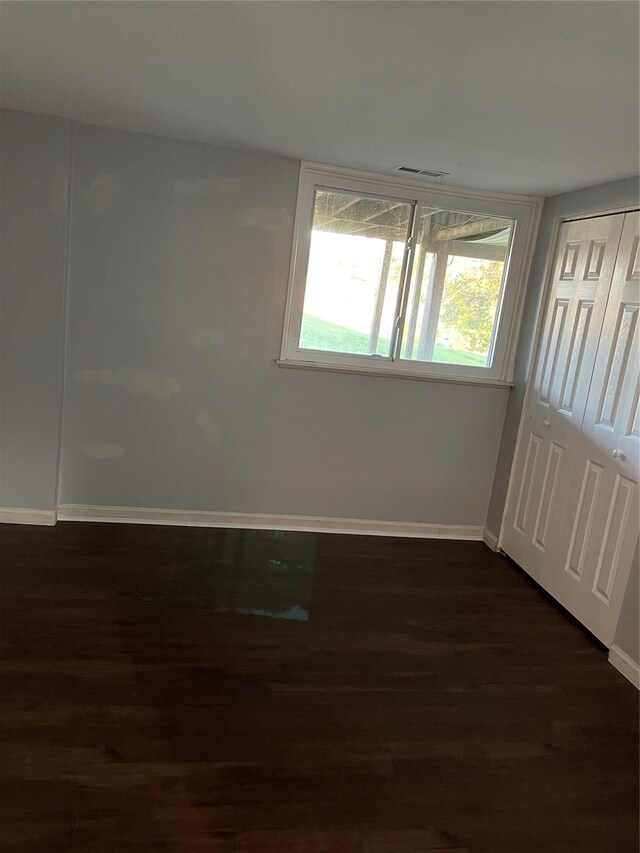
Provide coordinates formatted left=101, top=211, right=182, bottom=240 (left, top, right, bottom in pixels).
left=482, top=528, right=499, bottom=551
left=609, top=644, right=640, bottom=690
left=57, top=504, right=483, bottom=540
left=0, top=508, right=57, bottom=526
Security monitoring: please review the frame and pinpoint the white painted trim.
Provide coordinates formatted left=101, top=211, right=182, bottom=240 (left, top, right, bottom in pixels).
left=482, top=528, right=499, bottom=552
left=57, top=504, right=483, bottom=540
left=276, top=358, right=513, bottom=388
left=609, top=644, right=640, bottom=690
left=0, top=508, right=57, bottom=526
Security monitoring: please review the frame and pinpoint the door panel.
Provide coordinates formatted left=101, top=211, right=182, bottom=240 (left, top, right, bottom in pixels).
left=559, top=300, right=594, bottom=414
left=502, top=214, right=625, bottom=584
left=592, top=473, right=635, bottom=601
left=532, top=442, right=563, bottom=552
left=564, top=458, right=605, bottom=580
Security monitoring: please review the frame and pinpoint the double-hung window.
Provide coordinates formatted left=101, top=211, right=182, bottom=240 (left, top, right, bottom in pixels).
left=279, top=163, right=541, bottom=385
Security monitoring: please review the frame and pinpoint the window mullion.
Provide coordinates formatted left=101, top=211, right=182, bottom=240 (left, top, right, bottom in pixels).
left=416, top=248, right=449, bottom=360
left=390, top=202, right=420, bottom=361
left=367, top=238, right=393, bottom=355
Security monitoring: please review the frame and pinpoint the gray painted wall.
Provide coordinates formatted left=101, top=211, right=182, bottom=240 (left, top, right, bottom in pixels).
left=0, top=110, right=70, bottom=511
left=58, top=121, right=510, bottom=523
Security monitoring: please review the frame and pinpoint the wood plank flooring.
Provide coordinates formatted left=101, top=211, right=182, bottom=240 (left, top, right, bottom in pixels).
left=0, top=522, right=637, bottom=852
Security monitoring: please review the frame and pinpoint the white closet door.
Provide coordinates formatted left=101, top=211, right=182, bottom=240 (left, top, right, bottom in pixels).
left=502, top=214, right=625, bottom=586
left=552, top=212, right=640, bottom=645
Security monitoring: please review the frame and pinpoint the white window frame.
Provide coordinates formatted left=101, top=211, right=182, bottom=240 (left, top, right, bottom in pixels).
left=278, top=162, right=542, bottom=387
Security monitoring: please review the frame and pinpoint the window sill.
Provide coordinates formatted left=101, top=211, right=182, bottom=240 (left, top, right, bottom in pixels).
left=276, top=358, right=514, bottom=388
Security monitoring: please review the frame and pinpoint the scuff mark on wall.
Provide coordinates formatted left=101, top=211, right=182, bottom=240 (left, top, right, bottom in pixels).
left=187, top=329, right=227, bottom=347
left=84, top=173, right=122, bottom=214
left=172, top=176, right=241, bottom=196
left=76, top=368, right=181, bottom=399
left=196, top=410, right=222, bottom=448
left=236, top=207, right=292, bottom=231
left=81, top=442, right=126, bottom=459
left=51, top=165, right=69, bottom=216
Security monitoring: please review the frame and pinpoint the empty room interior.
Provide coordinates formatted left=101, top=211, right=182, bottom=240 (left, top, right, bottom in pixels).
left=1, top=2, right=639, bottom=851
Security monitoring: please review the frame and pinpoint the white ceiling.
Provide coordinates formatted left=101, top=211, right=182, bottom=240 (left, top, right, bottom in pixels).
left=1, top=1, right=638, bottom=195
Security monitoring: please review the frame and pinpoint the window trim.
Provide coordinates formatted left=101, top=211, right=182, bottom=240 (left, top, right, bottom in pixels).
left=278, top=162, right=543, bottom=386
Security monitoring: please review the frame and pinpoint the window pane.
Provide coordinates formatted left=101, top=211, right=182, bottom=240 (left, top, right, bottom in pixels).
left=401, top=209, right=513, bottom=367
left=299, top=190, right=413, bottom=357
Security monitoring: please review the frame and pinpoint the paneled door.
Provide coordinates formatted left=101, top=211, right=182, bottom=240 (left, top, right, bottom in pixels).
left=550, top=212, right=639, bottom=645
left=502, top=214, right=625, bottom=588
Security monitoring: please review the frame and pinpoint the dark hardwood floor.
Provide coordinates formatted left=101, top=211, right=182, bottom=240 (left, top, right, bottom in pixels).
left=0, top=522, right=637, bottom=852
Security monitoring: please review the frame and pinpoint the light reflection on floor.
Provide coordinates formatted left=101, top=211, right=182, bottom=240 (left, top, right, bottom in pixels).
left=212, top=529, right=315, bottom=622
left=237, top=605, right=309, bottom=622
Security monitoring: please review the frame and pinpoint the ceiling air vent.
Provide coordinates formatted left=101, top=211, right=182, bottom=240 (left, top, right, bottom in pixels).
left=396, top=166, right=449, bottom=178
